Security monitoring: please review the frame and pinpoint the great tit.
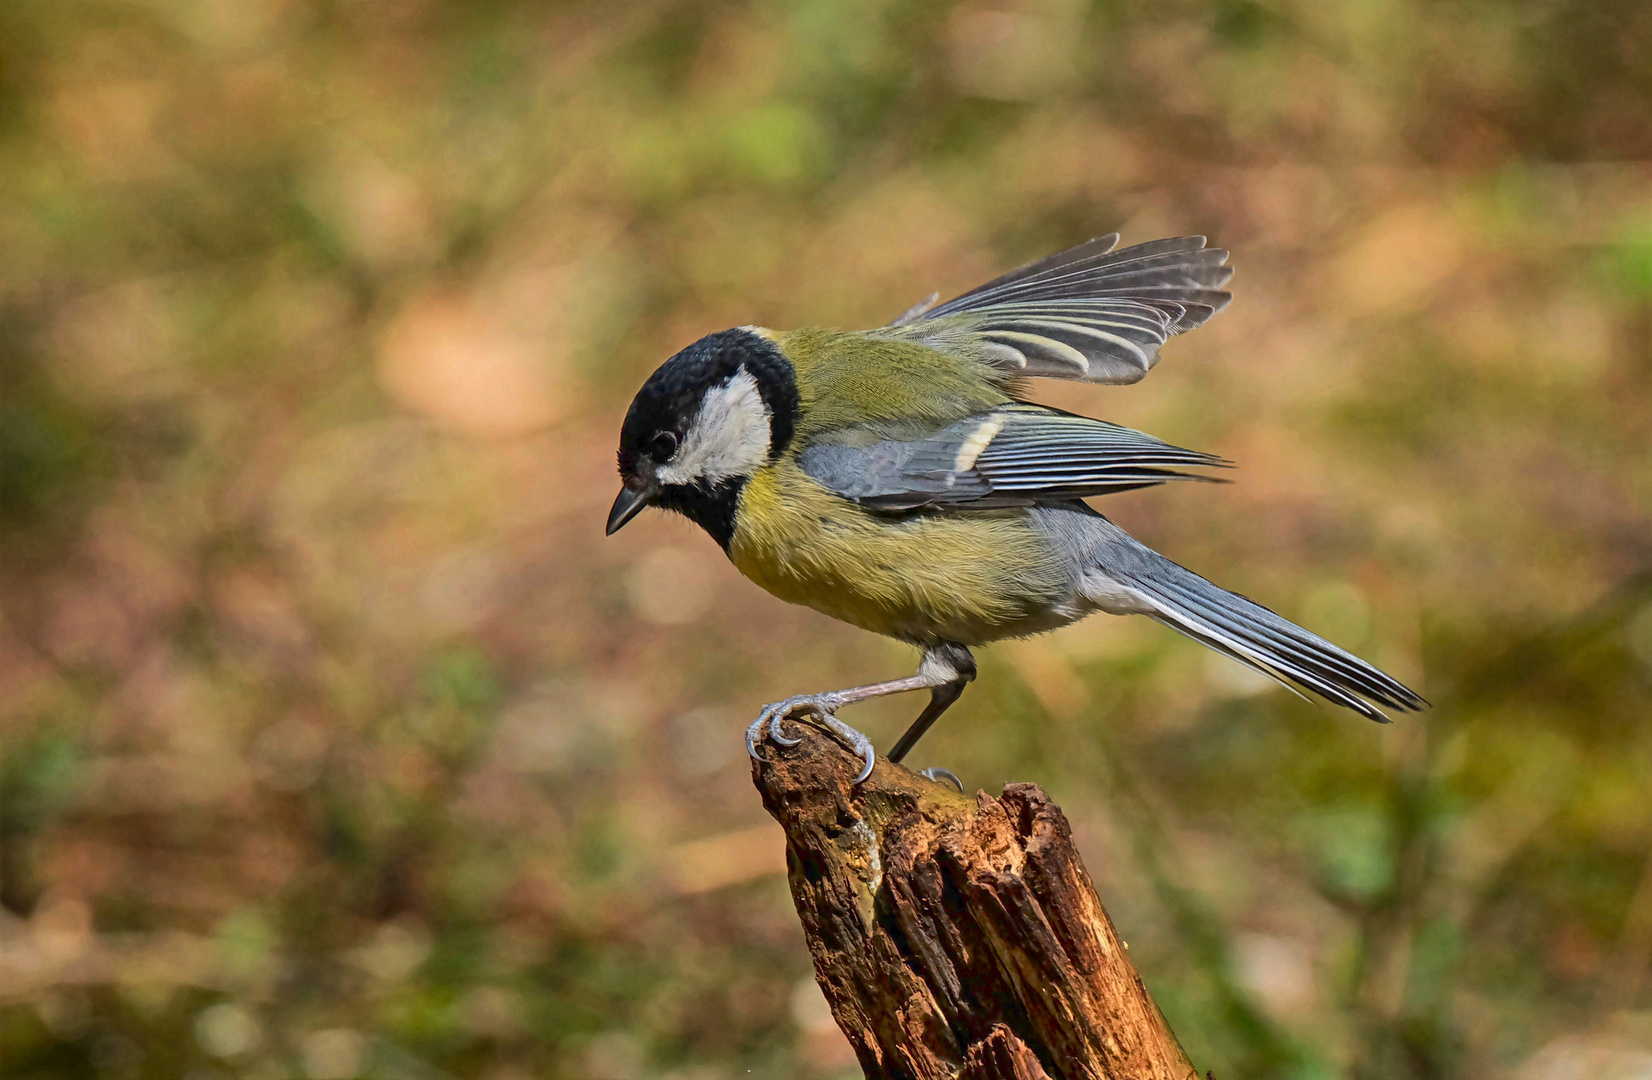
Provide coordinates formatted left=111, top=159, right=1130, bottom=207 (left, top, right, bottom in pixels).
left=609, top=234, right=1424, bottom=782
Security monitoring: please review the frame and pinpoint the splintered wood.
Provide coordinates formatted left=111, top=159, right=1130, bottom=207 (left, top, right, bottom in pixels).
left=752, top=725, right=1200, bottom=1080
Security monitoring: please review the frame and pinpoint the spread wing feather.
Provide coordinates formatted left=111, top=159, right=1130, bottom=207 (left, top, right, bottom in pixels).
left=887, top=235, right=1233, bottom=386
left=797, top=404, right=1227, bottom=511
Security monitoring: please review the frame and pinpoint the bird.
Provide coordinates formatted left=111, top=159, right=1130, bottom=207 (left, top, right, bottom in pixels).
left=607, top=234, right=1425, bottom=783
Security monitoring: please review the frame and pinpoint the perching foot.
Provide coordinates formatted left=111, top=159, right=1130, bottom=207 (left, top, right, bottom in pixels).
left=818, top=713, right=877, bottom=784
left=745, top=692, right=875, bottom=783
left=918, top=766, right=964, bottom=792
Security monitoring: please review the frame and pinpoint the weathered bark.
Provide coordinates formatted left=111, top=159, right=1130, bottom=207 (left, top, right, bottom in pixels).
left=752, top=723, right=1200, bottom=1080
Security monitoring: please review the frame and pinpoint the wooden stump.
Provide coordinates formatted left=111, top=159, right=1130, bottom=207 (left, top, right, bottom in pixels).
left=752, top=724, right=1200, bottom=1080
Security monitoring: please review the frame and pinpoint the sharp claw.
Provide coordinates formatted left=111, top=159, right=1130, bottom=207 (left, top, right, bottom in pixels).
left=919, top=766, right=964, bottom=792
left=818, top=713, right=876, bottom=783
left=747, top=695, right=819, bottom=763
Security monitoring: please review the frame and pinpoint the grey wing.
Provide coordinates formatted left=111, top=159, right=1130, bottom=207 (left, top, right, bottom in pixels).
left=797, top=403, right=1227, bottom=511
left=885, top=235, right=1233, bottom=386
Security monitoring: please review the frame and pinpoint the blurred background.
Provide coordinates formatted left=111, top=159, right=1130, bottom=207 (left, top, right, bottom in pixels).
left=2, top=1, right=1651, bottom=1077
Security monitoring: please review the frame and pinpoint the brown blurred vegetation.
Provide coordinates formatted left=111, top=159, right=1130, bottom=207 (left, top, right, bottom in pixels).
left=2, top=1, right=1652, bottom=1078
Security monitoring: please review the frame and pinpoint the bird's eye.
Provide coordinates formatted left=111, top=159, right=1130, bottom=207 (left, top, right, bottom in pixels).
left=651, top=431, right=679, bottom=460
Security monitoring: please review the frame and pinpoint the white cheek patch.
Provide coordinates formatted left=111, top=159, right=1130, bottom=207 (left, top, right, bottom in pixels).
left=656, top=366, right=773, bottom=486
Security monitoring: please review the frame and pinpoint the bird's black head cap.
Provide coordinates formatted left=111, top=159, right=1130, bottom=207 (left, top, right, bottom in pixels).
left=610, top=328, right=798, bottom=548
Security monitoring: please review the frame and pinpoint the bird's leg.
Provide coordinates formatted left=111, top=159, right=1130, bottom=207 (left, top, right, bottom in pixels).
left=887, top=682, right=967, bottom=764
left=887, top=644, right=977, bottom=765
left=746, top=644, right=975, bottom=783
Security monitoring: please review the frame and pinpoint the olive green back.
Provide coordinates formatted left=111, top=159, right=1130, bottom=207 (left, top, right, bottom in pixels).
left=774, top=327, right=1010, bottom=446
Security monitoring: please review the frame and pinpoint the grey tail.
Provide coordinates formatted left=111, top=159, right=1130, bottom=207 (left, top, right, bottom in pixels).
left=1091, top=519, right=1427, bottom=721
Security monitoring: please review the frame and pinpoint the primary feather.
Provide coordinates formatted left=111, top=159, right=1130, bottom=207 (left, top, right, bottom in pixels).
left=886, top=234, right=1233, bottom=385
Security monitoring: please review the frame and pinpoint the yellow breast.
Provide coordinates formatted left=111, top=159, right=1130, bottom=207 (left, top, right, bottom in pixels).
left=727, top=462, right=1069, bottom=645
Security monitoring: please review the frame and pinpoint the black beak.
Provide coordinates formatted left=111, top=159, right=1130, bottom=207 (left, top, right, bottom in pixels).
left=606, top=482, right=655, bottom=535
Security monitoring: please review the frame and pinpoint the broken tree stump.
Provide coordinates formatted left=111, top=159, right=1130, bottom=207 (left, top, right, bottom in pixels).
left=752, top=723, right=1199, bottom=1080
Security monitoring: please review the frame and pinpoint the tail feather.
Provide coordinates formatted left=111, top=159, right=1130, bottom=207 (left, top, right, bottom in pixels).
left=1150, top=576, right=1419, bottom=710
left=1081, top=517, right=1426, bottom=721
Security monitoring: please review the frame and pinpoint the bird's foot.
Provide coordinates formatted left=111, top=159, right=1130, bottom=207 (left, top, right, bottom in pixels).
left=745, top=693, right=839, bottom=759
left=745, top=693, right=876, bottom=783
left=918, top=766, right=964, bottom=793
